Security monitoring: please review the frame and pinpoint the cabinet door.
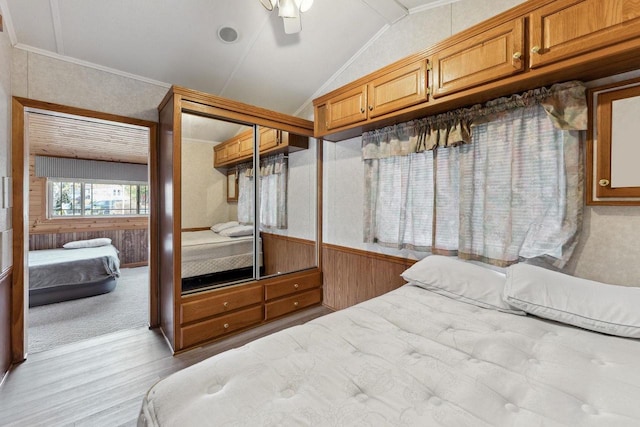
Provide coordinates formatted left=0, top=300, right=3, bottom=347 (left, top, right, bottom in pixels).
left=238, top=132, right=253, bottom=158
left=259, top=127, right=279, bottom=152
left=326, top=85, right=368, bottom=130
left=213, top=144, right=227, bottom=167
left=431, top=18, right=525, bottom=98
left=225, top=139, right=241, bottom=160
left=530, top=0, right=640, bottom=69
left=367, top=60, right=428, bottom=118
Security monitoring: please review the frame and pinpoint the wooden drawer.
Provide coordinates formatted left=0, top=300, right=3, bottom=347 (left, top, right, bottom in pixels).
left=180, top=305, right=263, bottom=349
left=180, top=283, right=262, bottom=324
left=431, top=18, right=524, bottom=98
left=264, top=272, right=321, bottom=301
left=265, top=288, right=322, bottom=320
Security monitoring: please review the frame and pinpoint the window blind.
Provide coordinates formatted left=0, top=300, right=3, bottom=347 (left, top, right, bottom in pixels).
left=35, top=156, right=148, bottom=182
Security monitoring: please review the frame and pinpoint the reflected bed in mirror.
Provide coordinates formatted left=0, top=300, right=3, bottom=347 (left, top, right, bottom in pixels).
left=181, top=113, right=258, bottom=293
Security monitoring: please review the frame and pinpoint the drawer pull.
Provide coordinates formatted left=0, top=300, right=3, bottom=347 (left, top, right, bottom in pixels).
left=223, top=301, right=229, bottom=308
left=368, top=105, right=374, bottom=111
left=599, top=179, right=610, bottom=187
left=223, top=323, right=230, bottom=329
left=293, top=283, right=299, bottom=289
left=293, top=301, right=299, bottom=307
left=360, top=107, right=365, bottom=113
left=531, top=46, right=541, bottom=54
left=512, top=51, right=522, bottom=60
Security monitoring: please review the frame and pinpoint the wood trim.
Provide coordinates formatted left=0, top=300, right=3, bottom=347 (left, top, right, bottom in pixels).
left=181, top=227, right=209, bottom=232
left=11, top=97, right=159, bottom=362
left=148, top=120, right=159, bottom=327
left=172, top=86, right=314, bottom=132
left=587, top=77, right=640, bottom=205
left=0, top=14, right=3, bottom=33
left=321, top=243, right=416, bottom=310
left=122, top=261, right=148, bottom=268
left=322, top=243, right=418, bottom=266
left=11, top=98, right=27, bottom=364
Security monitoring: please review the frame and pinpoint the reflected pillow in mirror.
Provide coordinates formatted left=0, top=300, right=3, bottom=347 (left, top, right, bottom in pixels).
left=63, top=238, right=112, bottom=249
left=211, top=221, right=239, bottom=233
left=219, top=225, right=253, bottom=237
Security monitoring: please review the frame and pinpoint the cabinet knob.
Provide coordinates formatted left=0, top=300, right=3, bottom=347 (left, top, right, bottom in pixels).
left=223, top=301, right=229, bottom=308
left=512, top=51, right=522, bottom=60
left=368, top=105, right=374, bottom=111
left=294, top=283, right=299, bottom=289
left=293, top=301, right=299, bottom=307
left=360, top=107, right=365, bottom=113
left=531, top=46, right=541, bottom=54
left=599, top=179, right=610, bottom=187
left=223, top=323, right=230, bottom=329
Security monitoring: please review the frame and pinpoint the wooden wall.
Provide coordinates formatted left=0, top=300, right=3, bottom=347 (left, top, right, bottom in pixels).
left=261, top=233, right=316, bottom=276
left=27, top=154, right=148, bottom=267
left=322, top=244, right=416, bottom=310
left=0, top=268, right=11, bottom=383
left=29, top=229, right=148, bottom=267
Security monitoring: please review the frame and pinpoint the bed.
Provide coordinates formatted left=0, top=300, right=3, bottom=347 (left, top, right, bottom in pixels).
left=181, top=229, right=261, bottom=292
left=139, top=256, right=640, bottom=426
left=28, top=244, right=121, bottom=307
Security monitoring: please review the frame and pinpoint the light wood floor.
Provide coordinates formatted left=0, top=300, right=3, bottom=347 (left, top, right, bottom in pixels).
left=0, top=305, right=332, bottom=427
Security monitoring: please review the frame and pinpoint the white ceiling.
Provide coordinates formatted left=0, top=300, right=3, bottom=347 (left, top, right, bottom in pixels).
left=2, top=0, right=457, bottom=128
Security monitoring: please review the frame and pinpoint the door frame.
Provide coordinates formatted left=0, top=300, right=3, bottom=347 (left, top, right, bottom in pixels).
left=10, top=97, right=159, bottom=362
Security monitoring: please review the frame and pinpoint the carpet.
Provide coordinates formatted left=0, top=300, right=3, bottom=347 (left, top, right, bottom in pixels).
left=28, top=266, right=150, bottom=354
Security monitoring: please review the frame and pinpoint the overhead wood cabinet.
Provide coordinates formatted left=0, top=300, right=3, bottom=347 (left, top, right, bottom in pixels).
left=314, top=0, right=640, bottom=142
left=431, top=18, right=525, bottom=98
left=323, top=59, right=429, bottom=131
left=214, top=126, right=308, bottom=168
left=529, top=0, right=640, bottom=69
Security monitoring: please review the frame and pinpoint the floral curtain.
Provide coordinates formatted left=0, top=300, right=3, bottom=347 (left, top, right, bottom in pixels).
left=237, top=163, right=254, bottom=225
left=362, top=81, right=587, bottom=267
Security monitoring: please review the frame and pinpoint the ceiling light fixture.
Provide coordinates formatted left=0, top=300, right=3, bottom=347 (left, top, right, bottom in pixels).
left=260, top=0, right=313, bottom=34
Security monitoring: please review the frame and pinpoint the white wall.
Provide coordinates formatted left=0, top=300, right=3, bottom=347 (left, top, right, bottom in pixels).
left=11, top=50, right=167, bottom=122
left=264, top=138, right=317, bottom=242
left=181, top=139, right=236, bottom=229
left=1, top=22, right=12, bottom=271
left=319, top=0, right=640, bottom=286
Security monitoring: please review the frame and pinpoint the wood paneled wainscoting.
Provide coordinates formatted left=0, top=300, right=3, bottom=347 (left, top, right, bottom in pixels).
left=29, top=229, right=148, bottom=267
left=322, top=243, right=416, bottom=310
left=261, top=232, right=316, bottom=276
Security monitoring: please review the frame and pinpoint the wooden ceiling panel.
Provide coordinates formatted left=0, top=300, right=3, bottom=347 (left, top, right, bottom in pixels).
left=27, top=112, right=149, bottom=164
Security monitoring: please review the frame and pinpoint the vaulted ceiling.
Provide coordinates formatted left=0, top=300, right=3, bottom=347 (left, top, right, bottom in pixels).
left=1, top=0, right=459, bottom=118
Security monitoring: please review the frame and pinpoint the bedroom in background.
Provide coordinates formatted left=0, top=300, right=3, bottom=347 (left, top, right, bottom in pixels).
left=13, top=100, right=157, bottom=355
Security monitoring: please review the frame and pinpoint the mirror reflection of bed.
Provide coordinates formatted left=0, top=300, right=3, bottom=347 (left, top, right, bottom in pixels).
left=180, top=113, right=316, bottom=294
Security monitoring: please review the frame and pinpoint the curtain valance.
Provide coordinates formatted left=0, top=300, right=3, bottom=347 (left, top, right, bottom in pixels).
left=362, top=81, right=587, bottom=160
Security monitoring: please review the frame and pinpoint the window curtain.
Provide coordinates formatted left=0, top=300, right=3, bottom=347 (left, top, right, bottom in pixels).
left=362, top=81, right=587, bottom=267
left=237, top=153, right=288, bottom=229
left=260, top=153, right=288, bottom=229
left=237, top=163, right=254, bottom=225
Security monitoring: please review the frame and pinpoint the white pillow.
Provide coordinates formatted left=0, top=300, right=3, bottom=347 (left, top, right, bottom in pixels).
left=402, top=255, right=525, bottom=315
left=504, top=263, right=640, bottom=338
left=63, top=238, right=112, bottom=249
left=211, top=221, right=239, bottom=233
left=218, top=225, right=253, bottom=237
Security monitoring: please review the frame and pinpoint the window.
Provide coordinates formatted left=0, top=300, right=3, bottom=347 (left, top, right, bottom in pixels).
left=48, top=180, right=149, bottom=217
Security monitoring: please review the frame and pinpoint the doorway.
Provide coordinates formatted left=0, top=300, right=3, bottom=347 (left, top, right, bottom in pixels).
left=10, top=98, right=158, bottom=361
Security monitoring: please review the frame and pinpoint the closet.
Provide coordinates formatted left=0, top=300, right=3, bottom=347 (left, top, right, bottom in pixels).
left=157, top=86, right=321, bottom=353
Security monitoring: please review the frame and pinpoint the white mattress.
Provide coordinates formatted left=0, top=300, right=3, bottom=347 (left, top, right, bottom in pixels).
left=181, top=230, right=255, bottom=278
left=139, top=284, right=640, bottom=426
